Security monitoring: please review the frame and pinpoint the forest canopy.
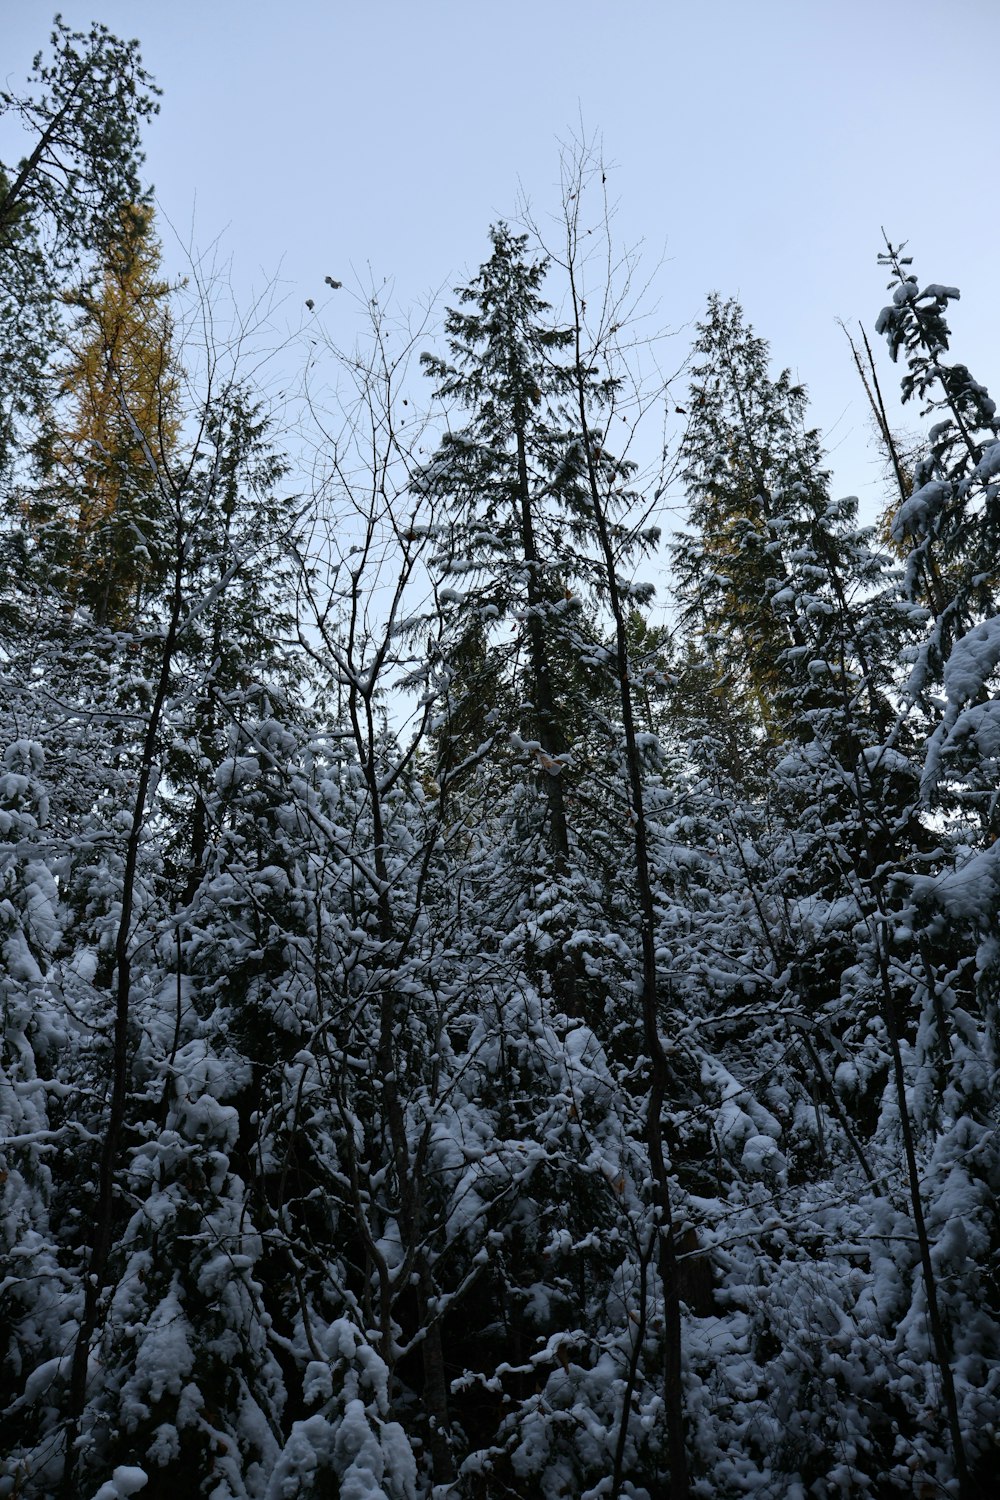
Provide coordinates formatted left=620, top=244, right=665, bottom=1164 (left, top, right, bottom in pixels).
left=1, top=18, right=999, bottom=1500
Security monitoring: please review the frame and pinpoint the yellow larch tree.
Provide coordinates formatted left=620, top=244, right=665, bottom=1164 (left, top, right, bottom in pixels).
left=38, top=202, right=182, bottom=625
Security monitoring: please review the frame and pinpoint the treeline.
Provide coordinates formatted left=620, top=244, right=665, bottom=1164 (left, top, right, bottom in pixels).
left=1, top=20, right=999, bottom=1500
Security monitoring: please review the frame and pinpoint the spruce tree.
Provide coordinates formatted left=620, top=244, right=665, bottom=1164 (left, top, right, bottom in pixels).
left=419, top=219, right=581, bottom=858
left=419, top=225, right=652, bottom=1024
left=674, top=294, right=826, bottom=741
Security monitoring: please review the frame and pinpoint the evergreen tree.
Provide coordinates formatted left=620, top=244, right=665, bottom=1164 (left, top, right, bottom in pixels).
left=419, top=225, right=654, bottom=1024
left=0, top=18, right=160, bottom=477
left=876, top=244, right=1000, bottom=828
left=6, top=61, right=1000, bottom=1492
left=420, top=224, right=600, bottom=863
left=674, top=295, right=825, bottom=740
left=872, top=249, right=1000, bottom=1494
left=0, top=166, right=52, bottom=479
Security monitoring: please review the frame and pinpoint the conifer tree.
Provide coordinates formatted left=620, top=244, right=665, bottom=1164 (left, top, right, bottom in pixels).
left=872, top=250, right=1000, bottom=1495
left=419, top=224, right=600, bottom=864
left=418, top=225, right=658, bottom=1027
left=33, top=203, right=181, bottom=625
left=0, top=18, right=159, bottom=477
left=674, top=295, right=826, bottom=740
left=0, top=167, right=52, bottom=479
left=876, top=244, right=1000, bottom=825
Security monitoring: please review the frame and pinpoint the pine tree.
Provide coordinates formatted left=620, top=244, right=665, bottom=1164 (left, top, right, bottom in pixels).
left=0, top=167, right=52, bottom=479
left=0, top=18, right=160, bottom=478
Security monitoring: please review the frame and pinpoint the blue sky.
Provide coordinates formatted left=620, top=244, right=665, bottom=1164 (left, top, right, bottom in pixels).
left=5, top=0, right=999, bottom=522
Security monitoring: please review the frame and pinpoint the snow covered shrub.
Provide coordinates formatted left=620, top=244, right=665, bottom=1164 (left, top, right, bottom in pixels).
left=64, top=1036, right=284, bottom=1497
left=266, top=1319, right=416, bottom=1500
left=0, top=740, right=73, bottom=1492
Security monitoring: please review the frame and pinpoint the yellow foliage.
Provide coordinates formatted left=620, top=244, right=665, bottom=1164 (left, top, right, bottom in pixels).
left=41, top=203, right=182, bottom=623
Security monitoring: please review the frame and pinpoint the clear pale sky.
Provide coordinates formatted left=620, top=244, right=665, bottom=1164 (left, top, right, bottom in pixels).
left=5, top=0, right=999, bottom=521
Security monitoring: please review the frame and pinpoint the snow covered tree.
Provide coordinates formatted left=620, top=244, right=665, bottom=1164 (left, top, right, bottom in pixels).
left=869, top=246, right=1000, bottom=1495
left=0, top=290, right=311, bottom=1496
left=5, top=72, right=1000, bottom=1495
left=418, top=224, right=663, bottom=1031
left=159, top=379, right=304, bottom=909
left=877, top=244, right=1000, bottom=825
left=0, top=738, right=71, bottom=1488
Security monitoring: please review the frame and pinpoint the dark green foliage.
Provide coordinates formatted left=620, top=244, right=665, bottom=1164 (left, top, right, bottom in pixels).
left=0, top=17, right=160, bottom=269
left=0, top=18, right=159, bottom=479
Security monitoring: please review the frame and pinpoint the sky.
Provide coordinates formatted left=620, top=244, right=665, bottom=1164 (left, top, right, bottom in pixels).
left=4, top=0, right=999, bottom=528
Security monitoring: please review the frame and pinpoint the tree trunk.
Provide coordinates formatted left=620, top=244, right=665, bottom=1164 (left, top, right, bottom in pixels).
left=565, top=292, right=689, bottom=1497
left=62, top=529, right=184, bottom=1496
left=514, top=413, right=570, bottom=866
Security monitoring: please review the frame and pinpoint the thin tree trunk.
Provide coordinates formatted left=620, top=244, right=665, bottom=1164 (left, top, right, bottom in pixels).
left=351, top=675, right=457, bottom=1487
left=418, top=1273, right=456, bottom=1486
left=514, top=414, right=570, bottom=865
left=564, top=278, right=689, bottom=1497
left=62, top=530, right=184, bottom=1496
left=873, top=935, right=971, bottom=1498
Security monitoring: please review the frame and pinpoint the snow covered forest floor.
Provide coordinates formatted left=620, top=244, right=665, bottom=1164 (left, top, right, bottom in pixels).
left=2, top=19, right=1000, bottom=1500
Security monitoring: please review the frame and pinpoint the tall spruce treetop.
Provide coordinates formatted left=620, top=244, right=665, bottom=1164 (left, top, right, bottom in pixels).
left=674, top=296, right=830, bottom=733
left=674, top=294, right=923, bottom=887
left=419, top=225, right=613, bottom=860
